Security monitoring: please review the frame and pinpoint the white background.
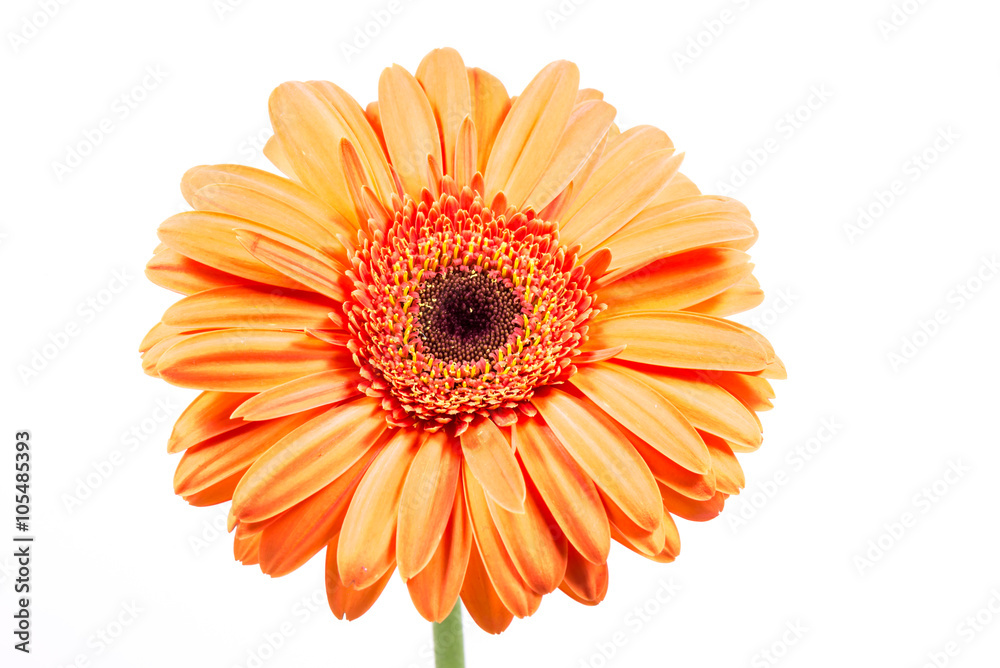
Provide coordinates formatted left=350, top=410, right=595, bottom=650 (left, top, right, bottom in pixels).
left=2, top=0, right=999, bottom=666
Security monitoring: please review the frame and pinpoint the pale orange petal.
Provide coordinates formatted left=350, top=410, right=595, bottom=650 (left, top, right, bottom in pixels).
left=584, top=312, right=769, bottom=372
left=598, top=247, right=753, bottom=316
left=561, top=151, right=684, bottom=254
left=467, top=67, right=511, bottom=174
left=168, top=390, right=253, bottom=453
left=532, top=387, right=661, bottom=532
left=378, top=64, right=443, bottom=198
left=416, top=48, right=472, bottom=176
left=325, top=536, right=393, bottom=621
left=157, top=212, right=305, bottom=289
left=231, top=368, right=361, bottom=421
left=570, top=362, right=711, bottom=474
left=231, top=397, right=387, bottom=522
left=145, top=248, right=243, bottom=295
left=461, top=538, right=514, bottom=634
left=397, top=431, right=463, bottom=579
left=515, top=417, right=610, bottom=565
left=523, top=99, right=617, bottom=212
left=235, top=228, right=349, bottom=302
left=464, top=466, right=541, bottom=618
left=484, top=60, right=580, bottom=206
left=338, top=428, right=422, bottom=589
left=161, top=285, right=337, bottom=330
left=460, top=416, right=526, bottom=513
left=258, top=449, right=376, bottom=577
left=406, top=479, right=472, bottom=623
left=157, top=329, right=352, bottom=392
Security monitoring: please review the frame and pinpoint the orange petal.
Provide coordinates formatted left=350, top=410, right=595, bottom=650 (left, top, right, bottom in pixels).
left=235, top=228, right=349, bottom=302
left=602, top=210, right=756, bottom=276
left=605, top=490, right=666, bottom=558
left=181, top=163, right=352, bottom=238
left=258, top=449, right=376, bottom=577
left=161, top=285, right=337, bottom=330
left=181, top=466, right=247, bottom=507
left=325, top=536, right=394, bottom=621
left=398, top=431, right=463, bottom=578
left=686, top=274, right=765, bottom=316
left=189, top=183, right=348, bottom=258
left=523, top=99, right=617, bottom=212
left=584, top=312, right=769, bottom=372
left=487, top=473, right=568, bottom=595
left=570, top=363, right=711, bottom=474
left=532, top=387, right=661, bottom=532
left=307, top=81, right=397, bottom=204
left=459, top=416, right=526, bottom=513
left=453, top=116, right=478, bottom=189
left=231, top=368, right=361, bottom=421
left=560, top=125, right=673, bottom=222
left=145, top=248, right=243, bottom=295
left=467, top=67, right=511, bottom=175
left=703, top=433, right=745, bottom=494
left=338, top=428, right=422, bottom=589
left=484, top=60, right=580, bottom=206
left=559, top=547, right=608, bottom=605
left=157, top=329, right=352, bottom=392
left=660, top=486, right=728, bottom=522
left=231, top=397, right=387, bottom=522
left=640, top=367, right=763, bottom=450
left=378, top=65, right=442, bottom=198
left=406, top=479, right=473, bottom=623
left=168, top=390, right=253, bottom=453
left=156, top=212, right=305, bottom=289
left=173, top=411, right=318, bottom=496
left=623, top=429, right=716, bottom=501
left=464, top=466, right=541, bottom=618
left=267, top=82, right=360, bottom=225
left=561, top=150, right=684, bottom=254
left=598, top=247, right=753, bottom=316
left=234, top=525, right=262, bottom=565
left=712, top=371, right=775, bottom=412
left=516, top=417, right=610, bottom=565
left=416, top=48, right=472, bottom=176
left=461, top=538, right=514, bottom=634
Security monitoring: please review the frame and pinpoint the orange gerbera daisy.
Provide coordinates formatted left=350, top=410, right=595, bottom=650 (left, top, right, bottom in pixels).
left=141, top=47, right=782, bottom=638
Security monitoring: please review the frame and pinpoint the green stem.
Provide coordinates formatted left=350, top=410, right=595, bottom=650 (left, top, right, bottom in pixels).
left=433, top=602, right=465, bottom=668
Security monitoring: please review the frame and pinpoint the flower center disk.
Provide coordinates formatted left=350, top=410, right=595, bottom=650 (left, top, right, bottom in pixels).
left=344, top=184, right=599, bottom=430
left=417, top=269, right=522, bottom=365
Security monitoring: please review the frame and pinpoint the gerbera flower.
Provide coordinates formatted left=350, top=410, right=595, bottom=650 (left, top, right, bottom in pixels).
left=141, top=47, right=782, bottom=637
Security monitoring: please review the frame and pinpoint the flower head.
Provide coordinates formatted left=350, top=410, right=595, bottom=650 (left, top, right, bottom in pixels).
left=142, top=47, right=782, bottom=634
